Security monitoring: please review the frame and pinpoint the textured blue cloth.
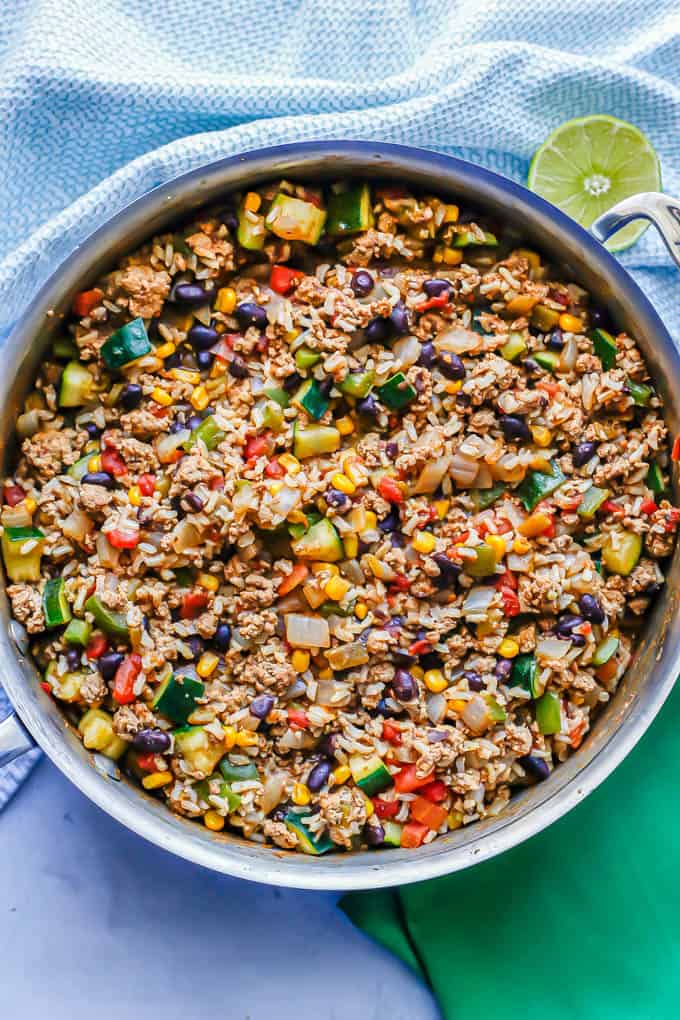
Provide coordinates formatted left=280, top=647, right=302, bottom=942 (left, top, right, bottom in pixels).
left=0, top=0, right=678, bottom=807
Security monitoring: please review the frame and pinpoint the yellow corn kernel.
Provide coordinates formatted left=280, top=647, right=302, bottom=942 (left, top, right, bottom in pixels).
left=444, top=203, right=459, bottom=223
left=128, top=485, right=142, bottom=506
left=518, top=512, right=552, bottom=538
left=285, top=328, right=301, bottom=342
left=142, top=770, right=173, bottom=790
left=278, top=453, right=301, bottom=475
left=531, top=425, right=553, bottom=448
left=445, top=380, right=462, bottom=394
left=169, top=368, right=201, bottom=385
left=154, top=341, right=176, bottom=359
left=411, top=665, right=425, bottom=681
left=292, top=782, right=311, bottom=806
left=215, top=286, right=237, bottom=314
left=343, top=456, right=368, bottom=486
left=222, top=725, right=237, bottom=751
left=448, top=699, right=467, bottom=714
left=362, top=511, right=377, bottom=531
left=336, top=416, right=355, bottom=436
left=291, top=649, right=310, bottom=674
left=486, top=534, right=506, bottom=558
left=515, top=248, right=541, bottom=270
left=204, top=810, right=225, bottom=831
left=287, top=509, right=307, bottom=524
left=505, top=294, right=538, bottom=316
left=333, top=765, right=351, bottom=785
left=244, top=191, right=261, bottom=212
left=151, top=387, right=172, bottom=407
left=269, top=481, right=284, bottom=496
left=197, top=571, right=219, bottom=592
left=434, top=499, right=450, bottom=520
left=210, top=358, right=227, bottom=378
left=559, top=313, right=583, bottom=333
left=236, top=729, right=259, bottom=748
left=442, top=247, right=463, bottom=266
left=498, top=638, right=520, bottom=658
left=23, top=497, right=37, bottom=515
left=88, top=455, right=102, bottom=472
left=447, top=809, right=464, bottom=830
left=364, top=796, right=375, bottom=818
left=311, top=561, right=338, bottom=576
left=513, top=537, right=531, bottom=554
left=355, top=601, right=368, bottom=621
left=412, top=530, right=436, bottom=554
left=190, top=386, right=210, bottom=411
left=325, top=575, right=351, bottom=601
left=331, top=472, right=356, bottom=495
left=343, top=534, right=358, bottom=558
left=197, top=652, right=219, bottom=678
left=424, top=669, right=448, bottom=694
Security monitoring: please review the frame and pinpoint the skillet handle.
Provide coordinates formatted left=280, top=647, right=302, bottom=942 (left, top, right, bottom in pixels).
left=0, top=711, right=34, bottom=768
left=591, top=192, right=680, bottom=269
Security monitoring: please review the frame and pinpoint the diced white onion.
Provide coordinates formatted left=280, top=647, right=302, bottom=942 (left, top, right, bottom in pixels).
left=536, top=638, right=572, bottom=660
left=392, top=335, right=422, bottom=369
left=436, top=326, right=481, bottom=354
left=449, top=451, right=479, bottom=487
left=426, top=693, right=447, bottom=724
left=326, top=641, right=369, bottom=670
left=462, top=586, right=495, bottom=619
left=285, top=613, right=331, bottom=648
left=413, top=455, right=451, bottom=494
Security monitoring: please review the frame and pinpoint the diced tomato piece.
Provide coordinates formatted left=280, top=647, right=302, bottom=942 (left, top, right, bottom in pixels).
left=389, top=575, right=411, bottom=593
left=377, top=476, right=404, bottom=504
left=208, top=476, right=224, bottom=491
left=640, top=498, right=657, bottom=515
left=376, top=186, right=408, bottom=201
left=382, top=720, right=402, bottom=745
left=400, top=821, right=429, bottom=849
left=137, top=752, right=158, bottom=772
left=419, top=780, right=448, bottom=803
left=408, top=638, right=431, bottom=657
left=666, top=508, right=680, bottom=532
left=494, top=517, right=513, bottom=535
left=244, top=435, right=270, bottom=462
left=288, top=708, right=310, bottom=730
left=542, top=518, right=556, bottom=539
left=500, top=587, right=521, bottom=617
left=138, top=473, right=156, bottom=496
left=672, top=436, right=680, bottom=462
left=602, top=499, right=623, bottom=515
left=180, top=591, right=210, bottom=620
left=265, top=458, right=286, bottom=479
left=86, top=634, right=108, bottom=660
left=394, top=764, right=435, bottom=793
left=278, top=563, right=309, bottom=596
left=101, top=448, right=127, bottom=477
left=72, top=288, right=103, bottom=317
left=107, top=529, right=140, bottom=549
left=373, top=797, right=400, bottom=819
left=411, top=796, right=448, bottom=830
left=4, top=483, right=26, bottom=507
left=113, top=653, right=142, bottom=705
left=39, top=681, right=52, bottom=695
left=269, top=264, right=305, bottom=295
left=495, top=568, right=517, bottom=592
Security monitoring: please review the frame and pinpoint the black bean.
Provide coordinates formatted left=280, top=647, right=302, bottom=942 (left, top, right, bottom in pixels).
left=423, top=279, right=451, bottom=297
left=389, top=302, right=409, bottom=335
left=132, top=729, right=172, bottom=754
left=186, top=635, right=204, bottom=660
left=99, top=651, right=124, bottom=681
left=235, top=301, right=268, bottom=331
left=326, top=488, right=350, bottom=510
left=379, top=507, right=401, bottom=533
left=84, top=422, right=101, bottom=439
left=250, top=694, right=275, bottom=720
left=66, top=648, right=81, bottom=671
left=197, top=350, right=214, bottom=372
left=438, top=351, right=466, bottom=380
left=364, top=822, right=385, bottom=847
left=187, top=324, right=218, bottom=351
left=499, top=415, right=531, bottom=442
left=573, top=441, right=597, bottom=467
left=547, top=328, right=564, bottom=351
left=183, top=491, right=204, bottom=512
left=494, top=658, right=513, bottom=681
left=357, top=394, right=379, bottom=417
left=365, top=317, right=391, bottom=343
left=120, top=383, right=143, bottom=411
left=464, top=670, right=484, bottom=692
left=229, top=355, right=249, bottom=379
left=317, top=732, right=339, bottom=759
left=519, top=754, right=550, bottom=781
left=214, top=622, right=232, bottom=651
left=579, top=594, right=605, bottom=624
left=82, top=472, right=114, bottom=488
left=172, top=282, right=209, bottom=305
left=283, top=371, right=302, bottom=392
left=418, top=341, right=436, bottom=367
left=554, top=614, right=583, bottom=638
left=393, top=668, right=417, bottom=702
left=351, top=270, right=374, bottom=297
left=307, top=759, right=332, bottom=792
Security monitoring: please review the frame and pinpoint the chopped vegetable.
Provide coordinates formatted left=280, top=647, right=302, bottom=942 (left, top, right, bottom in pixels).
left=152, top=672, right=205, bottom=724
left=293, top=423, right=341, bottom=460
left=265, top=193, right=326, bottom=245
left=101, top=318, right=151, bottom=370
left=59, top=361, right=95, bottom=407
left=292, top=379, right=330, bottom=420
left=590, top=328, right=617, bottom=370
left=376, top=372, right=417, bottom=410
left=349, top=754, right=393, bottom=796
left=516, top=461, right=566, bottom=511
left=326, top=184, right=374, bottom=237
left=602, top=530, right=642, bottom=576
left=84, top=595, right=130, bottom=640
left=2, top=526, right=45, bottom=582
left=535, top=691, right=561, bottom=735
left=577, top=486, right=610, bottom=520
left=42, top=577, right=71, bottom=627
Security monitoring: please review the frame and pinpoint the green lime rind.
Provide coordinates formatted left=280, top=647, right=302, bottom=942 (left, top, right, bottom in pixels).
left=527, top=114, right=661, bottom=253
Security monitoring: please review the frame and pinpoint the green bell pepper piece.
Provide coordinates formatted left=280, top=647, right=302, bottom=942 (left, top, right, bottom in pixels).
left=590, top=328, right=617, bottom=370
left=63, top=618, right=92, bottom=646
left=577, top=486, right=610, bottom=520
left=185, top=415, right=226, bottom=451
left=52, top=338, right=80, bottom=360
left=516, top=461, right=566, bottom=511
left=511, top=653, right=539, bottom=697
left=264, top=386, right=290, bottom=408
left=536, top=691, right=561, bottom=735
left=500, top=332, right=527, bottom=362
left=295, top=346, right=322, bottom=371
left=292, top=379, right=330, bottom=421
left=465, top=542, right=499, bottom=578
left=237, top=202, right=266, bottom=250
left=84, top=595, right=130, bottom=640
left=452, top=229, right=498, bottom=247
left=646, top=462, right=665, bottom=495
left=627, top=378, right=653, bottom=407
left=531, top=305, right=561, bottom=332
left=592, top=635, right=619, bottom=667
left=219, top=761, right=259, bottom=783
left=534, top=350, right=560, bottom=373
left=376, top=372, right=417, bottom=410
left=471, top=484, right=506, bottom=510
left=101, top=318, right=151, bottom=370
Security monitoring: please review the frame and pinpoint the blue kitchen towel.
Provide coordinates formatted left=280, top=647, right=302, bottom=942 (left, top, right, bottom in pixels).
left=0, top=0, right=678, bottom=807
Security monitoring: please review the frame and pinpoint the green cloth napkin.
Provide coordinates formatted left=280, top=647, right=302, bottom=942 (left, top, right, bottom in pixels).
left=342, top=679, right=680, bottom=1019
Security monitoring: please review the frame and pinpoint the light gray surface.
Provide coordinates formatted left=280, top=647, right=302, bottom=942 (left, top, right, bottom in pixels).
left=0, top=758, right=439, bottom=1019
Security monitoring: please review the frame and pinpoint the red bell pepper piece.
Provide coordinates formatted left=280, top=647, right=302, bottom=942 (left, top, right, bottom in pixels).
left=107, top=529, right=140, bottom=549
left=113, top=653, right=142, bottom=705
left=101, top=448, right=127, bottom=477
left=382, top=720, right=402, bottom=744
left=72, top=288, right=103, bottom=317
left=419, top=780, right=448, bottom=803
left=265, top=458, right=286, bottom=478
left=411, top=795, right=448, bottom=830
left=278, top=563, right=309, bottom=596
left=500, top=587, right=521, bottom=617
left=602, top=499, right=623, bottom=515
left=373, top=797, right=400, bottom=819
left=269, top=264, right=305, bottom=295
left=389, top=575, right=411, bottom=593
left=408, top=638, right=431, bottom=657
left=377, top=476, right=404, bottom=504
left=495, top=568, right=517, bottom=592
left=40, top=681, right=52, bottom=695
left=180, top=590, right=210, bottom=620
left=394, top=764, right=435, bottom=793
left=288, top=708, right=310, bottom=730
left=137, top=752, right=158, bottom=772
left=86, top=634, right=108, bottom=660
left=672, top=436, right=680, bottom=462
left=400, top=821, right=430, bottom=849
left=640, top=498, right=657, bottom=515
left=138, top=473, right=156, bottom=496
left=3, top=483, right=26, bottom=507
left=244, top=435, right=270, bottom=462
left=415, top=293, right=451, bottom=313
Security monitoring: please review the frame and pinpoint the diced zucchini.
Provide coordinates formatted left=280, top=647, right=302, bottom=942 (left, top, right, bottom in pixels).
left=261, top=401, right=285, bottom=433
left=152, top=673, right=205, bottom=725
left=85, top=595, right=130, bottom=640
left=592, top=635, right=619, bottom=667
left=44, top=661, right=84, bottom=703
left=237, top=202, right=266, bottom=250
left=185, top=415, right=225, bottom=451
left=101, top=318, right=152, bottom=370
left=627, top=378, right=653, bottom=407
left=59, top=361, right=95, bottom=407
left=264, top=386, right=290, bottom=408
left=63, top=617, right=92, bottom=646
left=292, top=518, right=343, bottom=562
left=295, top=346, right=322, bottom=371
left=534, top=350, right=560, bottom=373
left=471, top=484, right=506, bottom=510
left=590, top=328, right=617, bottom=370
left=266, top=194, right=327, bottom=245
left=511, top=652, right=539, bottom=697
left=452, top=229, right=498, bottom=247
left=516, top=461, right=566, bottom=511
left=485, top=695, right=507, bottom=723
left=646, top=462, right=665, bottom=495
left=530, top=305, right=561, bottom=332
left=42, top=577, right=72, bottom=628
left=535, top=691, right=561, bottom=735
left=68, top=450, right=99, bottom=480
left=376, top=372, right=417, bottom=410
left=1, top=526, right=45, bottom=582
left=284, top=809, right=335, bottom=855
left=339, top=370, right=375, bottom=399
left=173, top=726, right=226, bottom=775
left=195, top=775, right=242, bottom=813
left=293, top=422, right=341, bottom=460
left=326, top=184, right=374, bottom=237
left=219, top=761, right=259, bottom=784
left=78, top=708, right=127, bottom=759
left=318, top=599, right=357, bottom=619
left=292, top=379, right=330, bottom=421
left=602, top=530, right=642, bottom=576
left=577, top=486, right=610, bottom=520
left=500, top=332, right=527, bottom=362
left=382, top=821, right=403, bottom=847
left=349, top=753, right=393, bottom=796
left=465, top=542, right=499, bottom=579
left=286, top=509, right=323, bottom=541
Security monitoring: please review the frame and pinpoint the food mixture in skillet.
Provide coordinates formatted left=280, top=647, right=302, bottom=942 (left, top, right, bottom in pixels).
left=4, top=180, right=678, bottom=854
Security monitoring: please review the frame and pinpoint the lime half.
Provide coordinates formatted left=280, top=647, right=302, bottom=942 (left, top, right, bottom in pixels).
left=527, top=115, right=661, bottom=252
